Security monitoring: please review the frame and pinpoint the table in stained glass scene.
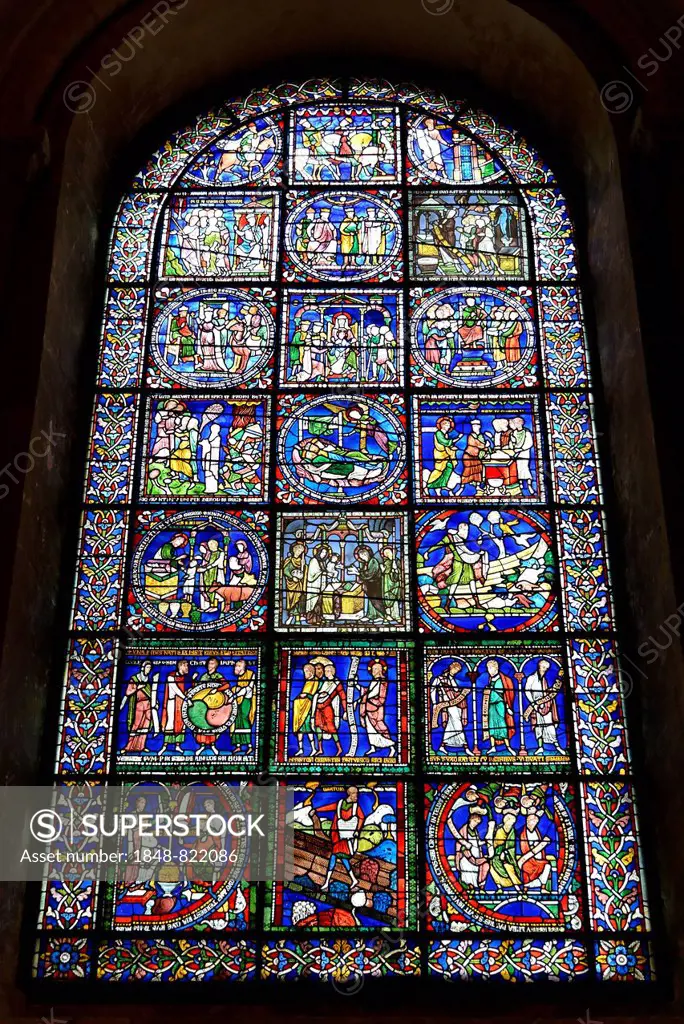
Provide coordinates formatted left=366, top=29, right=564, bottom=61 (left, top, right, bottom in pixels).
left=32, top=77, right=655, bottom=992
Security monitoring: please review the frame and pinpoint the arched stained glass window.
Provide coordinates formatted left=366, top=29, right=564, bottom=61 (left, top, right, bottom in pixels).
left=33, top=77, right=654, bottom=989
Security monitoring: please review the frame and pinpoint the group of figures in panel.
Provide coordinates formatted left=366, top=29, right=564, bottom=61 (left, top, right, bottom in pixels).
left=163, top=194, right=278, bottom=279
left=279, top=514, right=407, bottom=630
left=125, top=508, right=558, bottom=635
left=277, top=393, right=406, bottom=504
left=118, top=643, right=260, bottom=768
left=412, top=287, right=535, bottom=388
left=427, top=646, right=567, bottom=768
left=415, top=396, right=541, bottom=502
left=291, top=106, right=400, bottom=183
left=271, top=780, right=410, bottom=930
left=283, top=291, right=400, bottom=385
left=129, top=510, right=269, bottom=633
left=284, top=191, right=402, bottom=281
left=144, top=396, right=268, bottom=501
left=113, top=640, right=569, bottom=774
left=410, top=193, right=526, bottom=280
left=416, top=508, right=557, bottom=633
left=274, top=644, right=411, bottom=766
left=426, top=780, right=582, bottom=932
left=110, top=784, right=252, bottom=931
left=150, top=285, right=537, bottom=390
left=151, top=289, right=275, bottom=389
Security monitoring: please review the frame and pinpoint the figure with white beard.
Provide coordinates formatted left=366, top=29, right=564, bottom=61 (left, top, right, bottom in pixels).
left=359, top=659, right=396, bottom=757
left=524, top=658, right=563, bottom=754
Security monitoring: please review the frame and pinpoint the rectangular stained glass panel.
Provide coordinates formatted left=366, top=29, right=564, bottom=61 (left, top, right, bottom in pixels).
left=140, top=394, right=270, bottom=503
left=581, top=781, right=649, bottom=932
left=280, top=289, right=403, bottom=387
left=539, top=286, right=590, bottom=388
left=290, top=106, right=401, bottom=184
left=423, top=641, right=570, bottom=773
left=275, top=511, right=411, bottom=632
left=126, top=509, right=269, bottom=634
left=96, top=939, right=257, bottom=981
left=424, top=780, right=583, bottom=932
left=34, top=937, right=92, bottom=980
left=556, top=508, right=614, bottom=632
left=569, top=638, right=631, bottom=775
left=271, top=640, right=413, bottom=772
left=160, top=193, right=280, bottom=280
left=283, top=189, right=403, bottom=283
left=525, top=189, right=577, bottom=280
left=115, top=640, right=263, bottom=772
left=266, top=779, right=415, bottom=931
left=262, top=939, right=420, bottom=980
left=594, top=939, right=655, bottom=982
left=409, top=285, right=537, bottom=389
left=412, top=394, right=545, bottom=504
left=38, top=879, right=97, bottom=932
left=107, top=194, right=161, bottom=282
left=546, top=391, right=600, bottom=504
left=56, top=638, right=117, bottom=775
left=409, top=192, right=529, bottom=280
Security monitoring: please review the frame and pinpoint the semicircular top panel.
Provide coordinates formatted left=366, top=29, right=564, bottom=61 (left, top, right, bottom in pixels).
left=132, top=79, right=554, bottom=192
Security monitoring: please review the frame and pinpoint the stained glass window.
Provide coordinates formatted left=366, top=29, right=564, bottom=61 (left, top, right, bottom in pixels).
left=32, top=77, right=655, bottom=990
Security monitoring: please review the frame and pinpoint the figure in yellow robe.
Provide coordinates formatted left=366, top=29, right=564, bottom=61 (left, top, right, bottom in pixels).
left=426, top=416, right=459, bottom=493
left=292, top=662, right=322, bottom=757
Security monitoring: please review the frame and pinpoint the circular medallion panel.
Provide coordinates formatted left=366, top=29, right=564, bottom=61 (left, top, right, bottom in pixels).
left=426, top=781, right=579, bottom=931
left=284, top=191, right=402, bottom=281
left=411, top=287, right=535, bottom=388
left=131, top=510, right=268, bottom=632
left=277, top=394, right=406, bottom=503
left=151, top=288, right=275, bottom=388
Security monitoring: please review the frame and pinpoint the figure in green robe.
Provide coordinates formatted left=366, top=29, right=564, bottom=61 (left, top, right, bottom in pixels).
left=490, top=805, right=522, bottom=889
left=289, top=324, right=309, bottom=376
